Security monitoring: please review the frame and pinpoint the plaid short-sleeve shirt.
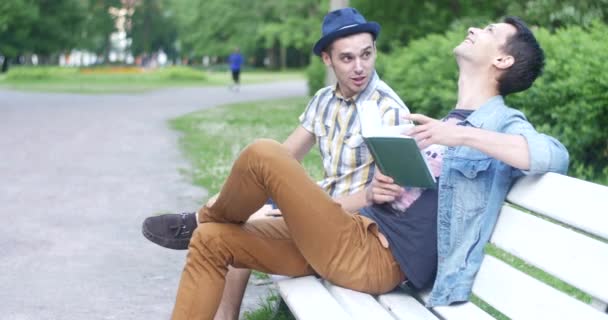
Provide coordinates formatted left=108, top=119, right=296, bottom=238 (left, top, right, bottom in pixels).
left=300, top=73, right=410, bottom=197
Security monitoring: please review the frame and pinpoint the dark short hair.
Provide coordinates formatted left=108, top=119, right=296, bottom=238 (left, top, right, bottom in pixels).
left=497, top=16, right=545, bottom=96
left=323, top=43, right=334, bottom=56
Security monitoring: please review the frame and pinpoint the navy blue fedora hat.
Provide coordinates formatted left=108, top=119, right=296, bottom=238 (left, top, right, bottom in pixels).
left=313, top=7, right=381, bottom=56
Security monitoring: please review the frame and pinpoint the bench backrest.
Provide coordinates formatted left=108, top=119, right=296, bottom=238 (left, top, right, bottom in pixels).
left=470, top=173, right=608, bottom=319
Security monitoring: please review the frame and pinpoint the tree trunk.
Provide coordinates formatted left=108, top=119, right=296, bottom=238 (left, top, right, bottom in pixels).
left=330, top=0, right=349, bottom=9
left=280, top=44, right=287, bottom=70
left=267, top=47, right=276, bottom=69
left=143, top=4, right=151, bottom=54
left=325, top=0, right=349, bottom=85
left=1, top=57, right=9, bottom=73
left=450, top=0, right=461, bottom=16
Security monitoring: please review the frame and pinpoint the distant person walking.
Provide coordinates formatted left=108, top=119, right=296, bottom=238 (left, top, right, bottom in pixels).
left=228, top=47, right=243, bottom=91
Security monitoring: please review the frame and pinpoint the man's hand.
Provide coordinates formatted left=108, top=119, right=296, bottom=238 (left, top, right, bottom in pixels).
left=365, top=169, right=404, bottom=205
left=405, top=114, right=465, bottom=149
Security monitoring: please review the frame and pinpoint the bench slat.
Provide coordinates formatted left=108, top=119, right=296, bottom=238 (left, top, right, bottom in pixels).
left=473, top=255, right=608, bottom=320
left=323, top=281, right=395, bottom=320
left=432, top=303, right=495, bottom=320
left=276, top=276, right=351, bottom=320
left=378, top=291, right=440, bottom=320
left=417, top=291, right=495, bottom=320
left=492, top=205, right=608, bottom=304
left=507, top=173, right=608, bottom=240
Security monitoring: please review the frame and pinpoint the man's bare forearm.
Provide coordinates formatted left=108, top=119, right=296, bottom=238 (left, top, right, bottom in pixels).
left=462, top=127, right=530, bottom=170
left=333, top=189, right=368, bottom=213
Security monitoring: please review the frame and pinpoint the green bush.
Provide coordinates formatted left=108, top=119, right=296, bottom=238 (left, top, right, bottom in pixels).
left=383, top=30, right=462, bottom=119
left=509, top=22, right=608, bottom=183
left=383, top=23, right=608, bottom=183
left=306, top=55, right=326, bottom=96
left=375, top=51, right=389, bottom=79
left=6, top=66, right=79, bottom=80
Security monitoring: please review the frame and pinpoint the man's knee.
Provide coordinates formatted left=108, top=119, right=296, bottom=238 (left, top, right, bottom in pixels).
left=241, top=139, right=284, bottom=162
left=190, top=223, right=230, bottom=253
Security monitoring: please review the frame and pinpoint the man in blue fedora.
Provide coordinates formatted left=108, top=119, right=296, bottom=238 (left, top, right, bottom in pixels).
left=147, top=8, right=409, bottom=319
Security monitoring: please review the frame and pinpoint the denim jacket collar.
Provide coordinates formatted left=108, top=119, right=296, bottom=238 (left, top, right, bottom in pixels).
left=462, top=95, right=504, bottom=128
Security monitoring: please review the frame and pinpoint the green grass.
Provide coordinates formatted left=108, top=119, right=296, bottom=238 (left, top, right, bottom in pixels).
left=252, top=270, right=271, bottom=281
left=204, top=70, right=305, bottom=86
left=0, top=66, right=304, bottom=93
left=170, top=96, right=322, bottom=196
left=1, top=81, right=187, bottom=93
left=242, top=293, right=296, bottom=320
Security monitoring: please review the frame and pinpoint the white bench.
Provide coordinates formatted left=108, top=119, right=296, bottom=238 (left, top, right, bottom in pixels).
left=274, top=173, right=608, bottom=319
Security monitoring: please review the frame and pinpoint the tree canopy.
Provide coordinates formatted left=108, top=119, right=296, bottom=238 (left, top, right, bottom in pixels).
left=1, top=0, right=606, bottom=69
left=352, top=0, right=608, bottom=50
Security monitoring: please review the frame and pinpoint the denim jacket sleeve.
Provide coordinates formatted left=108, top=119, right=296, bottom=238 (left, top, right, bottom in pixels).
left=502, top=110, right=569, bottom=176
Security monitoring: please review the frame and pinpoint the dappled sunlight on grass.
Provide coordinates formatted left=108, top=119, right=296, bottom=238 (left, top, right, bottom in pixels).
left=204, top=70, right=304, bottom=85
left=170, top=97, right=322, bottom=197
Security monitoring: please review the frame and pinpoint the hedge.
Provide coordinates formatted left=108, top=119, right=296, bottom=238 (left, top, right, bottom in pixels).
left=6, top=66, right=80, bottom=80
left=6, top=65, right=207, bottom=81
left=306, top=55, right=326, bottom=96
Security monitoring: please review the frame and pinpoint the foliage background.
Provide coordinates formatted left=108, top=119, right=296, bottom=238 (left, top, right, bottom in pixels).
left=382, top=22, right=608, bottom=184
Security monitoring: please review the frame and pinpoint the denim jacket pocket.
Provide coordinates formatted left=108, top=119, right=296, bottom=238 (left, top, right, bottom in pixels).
left=451, top=158, right=492, bottom=179
left=450, top=157, right=493, bottom=216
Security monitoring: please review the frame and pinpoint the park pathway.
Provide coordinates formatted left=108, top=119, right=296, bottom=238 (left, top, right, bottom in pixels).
left=0, top=81, right=307, bottom=320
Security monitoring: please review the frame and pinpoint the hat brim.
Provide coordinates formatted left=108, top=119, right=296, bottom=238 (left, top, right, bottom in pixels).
left=313, top=22, right=381, bottom=56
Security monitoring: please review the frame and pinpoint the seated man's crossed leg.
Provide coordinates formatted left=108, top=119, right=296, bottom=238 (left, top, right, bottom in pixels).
left=172, top=139, right=404, bottom=319
left=213, top=210, right=268, bottom=320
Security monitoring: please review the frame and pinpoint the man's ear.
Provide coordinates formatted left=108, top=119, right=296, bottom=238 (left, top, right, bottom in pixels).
left=494, top=55, right=514, bottom=70
left=321, top=51, right=332, bottom=67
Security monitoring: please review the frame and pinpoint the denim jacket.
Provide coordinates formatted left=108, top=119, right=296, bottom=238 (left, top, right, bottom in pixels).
left=427, top=96, right=569, bottom=307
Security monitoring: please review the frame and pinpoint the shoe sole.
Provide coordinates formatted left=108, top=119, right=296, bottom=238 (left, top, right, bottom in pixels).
left=141, top=222, right=190, bottom=250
